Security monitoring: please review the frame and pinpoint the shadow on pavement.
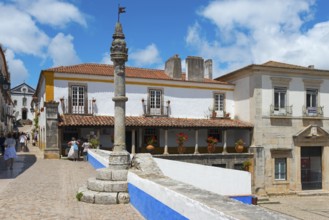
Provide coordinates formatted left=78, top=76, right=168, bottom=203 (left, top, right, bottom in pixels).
left=0, top=154, right=37, bottom=179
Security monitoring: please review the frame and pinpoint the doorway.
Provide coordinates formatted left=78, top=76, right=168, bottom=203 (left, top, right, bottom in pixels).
left=22, top=108, right=27, bottom=120
left=301, top=147, right=322, bottom=190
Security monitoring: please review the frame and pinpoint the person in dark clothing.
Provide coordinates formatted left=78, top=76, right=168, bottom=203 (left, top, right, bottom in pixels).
left=0, top=133, right=5, bottom=156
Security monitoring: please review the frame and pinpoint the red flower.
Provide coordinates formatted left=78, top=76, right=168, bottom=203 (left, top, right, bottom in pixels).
left=176, top=132, right=188, bottom=145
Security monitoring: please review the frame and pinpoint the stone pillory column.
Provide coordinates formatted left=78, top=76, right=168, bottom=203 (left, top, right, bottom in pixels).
left=109, top=22, right=130, bottom=170
left=77, top=21, right=131, bottom=205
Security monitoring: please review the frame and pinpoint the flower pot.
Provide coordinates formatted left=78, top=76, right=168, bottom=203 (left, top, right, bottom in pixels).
left=146, top=144, right=155, bottom=151
left=235, top=144, right=244, bottom=153
left=207, top=144, right=216, bottom=153
left=177, top=144, right=185, bottom=154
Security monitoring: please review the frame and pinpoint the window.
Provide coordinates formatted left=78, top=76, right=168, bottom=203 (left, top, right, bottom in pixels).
left=144, top=128, right=158, bottom=146
left=22, top=97, right=27, bottom=106
left=71, top=85, right=86, bottom=114
left=306, top=89, right=317, bottom=108
left=149, top=89, right=162, bottom=115
left=214, top=93, right=225, bottom=112
left=208, top=128, right=222, bottom=144
left=274, top=87, right=286, bottom=111
left=275, top=158, right=287, bottom=180
left=13, top=100, right=17, bottom=106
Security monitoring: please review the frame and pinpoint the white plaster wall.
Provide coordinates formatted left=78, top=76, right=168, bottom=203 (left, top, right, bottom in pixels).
left=232, top=77, right=251, bottom=121
left=261, top=75, right=272, bottom=116
left=154, top=158, right=251, bottom=196
left=53, top=76, right=234, bottom=119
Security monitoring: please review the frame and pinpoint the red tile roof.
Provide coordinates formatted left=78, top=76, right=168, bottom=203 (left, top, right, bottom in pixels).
left=59, top=114, right=253, bottom=128
left=46, top=63, right=229, bottom=84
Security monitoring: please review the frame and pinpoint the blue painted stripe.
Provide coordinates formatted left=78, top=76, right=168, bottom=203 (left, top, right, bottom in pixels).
left=230, top=196, right=253, bottom=204
left=128, top=183, right=188, bottom=220
left=88, top=153, right=106, bottom=169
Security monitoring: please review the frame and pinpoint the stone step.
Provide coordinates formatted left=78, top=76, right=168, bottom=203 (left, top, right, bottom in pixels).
left=297, top=190, right=329, bottom=197
left=257, top=196, right=280, bottom=205
left=87, top=177, right=128, bottom=192
left=77, top=186, right=130, bottom=204
left=96, top=168, right=128, bottom=181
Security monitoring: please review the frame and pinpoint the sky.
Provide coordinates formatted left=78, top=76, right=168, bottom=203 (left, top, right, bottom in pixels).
left=1, top=0, right=329, bottom=88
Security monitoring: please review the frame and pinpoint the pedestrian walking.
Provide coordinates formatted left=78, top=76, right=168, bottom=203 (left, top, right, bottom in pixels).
left=19, top=132, right=27, bottom=152
left=0, top=133, right=5, bottom=156
left=4, top=133, right=17, bottom=170
left=67, top=137, right=79, bottom=161
left=82, top=139, right=91, bottom=161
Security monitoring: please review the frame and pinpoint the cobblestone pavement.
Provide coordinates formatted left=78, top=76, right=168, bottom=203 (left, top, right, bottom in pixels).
left=0, top=144, right=144, bottom=220
left=260, top=195, right=329, bottom=220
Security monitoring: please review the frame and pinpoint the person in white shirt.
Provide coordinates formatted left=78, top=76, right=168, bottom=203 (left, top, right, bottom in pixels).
left=19, top=132, right=27, bottom=152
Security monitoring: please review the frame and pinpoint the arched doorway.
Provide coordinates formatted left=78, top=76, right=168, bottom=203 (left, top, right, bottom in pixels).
left=22, top=108, right=27, bottom=120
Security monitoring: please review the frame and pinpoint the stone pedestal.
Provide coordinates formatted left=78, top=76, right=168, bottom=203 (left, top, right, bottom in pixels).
left=44, top=101, right=60, bottom=159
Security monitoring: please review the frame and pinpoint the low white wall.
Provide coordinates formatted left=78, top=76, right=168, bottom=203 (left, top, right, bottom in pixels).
left=154, top=158, right=251, bottom=196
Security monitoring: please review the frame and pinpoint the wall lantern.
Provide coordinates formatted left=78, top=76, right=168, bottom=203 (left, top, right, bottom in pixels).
left=0, top=74, right=10, bottom=91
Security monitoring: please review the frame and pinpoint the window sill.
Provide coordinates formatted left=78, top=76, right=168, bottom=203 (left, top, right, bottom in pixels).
left=273, top=180, right=289, bottom=185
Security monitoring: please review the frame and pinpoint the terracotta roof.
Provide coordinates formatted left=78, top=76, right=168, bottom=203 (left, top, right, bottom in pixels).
left=58, top=114, right=253, bottom=128
left=262, top=61, right=310, bottom=70
left=45, top=63, right=229, bottom=84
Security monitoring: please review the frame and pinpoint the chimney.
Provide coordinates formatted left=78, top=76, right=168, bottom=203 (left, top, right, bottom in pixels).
left=204, top=59, right=213, bottom=79
left=186, top=56, right=204, bottom=81
left=164, top=54, right=182, bottom=79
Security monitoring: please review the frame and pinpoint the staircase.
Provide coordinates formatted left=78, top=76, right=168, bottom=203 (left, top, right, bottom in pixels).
left=78, top=168, right=130, bottom=204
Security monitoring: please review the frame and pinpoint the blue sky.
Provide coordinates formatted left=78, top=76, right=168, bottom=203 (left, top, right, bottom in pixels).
left=1, top=0, right=329, bottom=88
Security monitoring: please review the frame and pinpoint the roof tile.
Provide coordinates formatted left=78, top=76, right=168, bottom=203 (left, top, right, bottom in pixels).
left=59, top=115, right=253, bottom=128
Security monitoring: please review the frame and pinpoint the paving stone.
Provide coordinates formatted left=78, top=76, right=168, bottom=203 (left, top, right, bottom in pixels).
left=0, top=143, right=144, bottom=220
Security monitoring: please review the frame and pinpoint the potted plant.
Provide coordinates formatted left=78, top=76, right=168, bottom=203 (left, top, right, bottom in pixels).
left=235, top=139, right=245, bottom=153
left=206, top=136, right=218, bottom=153
left=176, top=132, right=188, bottom=154
left=243, top=160, right=252, bottom=171
left=146, top=136, right=156, bottom=151
left=90, top=137, right=100, bottom=149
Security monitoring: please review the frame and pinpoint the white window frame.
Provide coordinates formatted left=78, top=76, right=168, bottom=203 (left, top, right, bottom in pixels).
left=275, top=158, right=287, bottom=180
left=72, top=85, right=85, bottom=114
left=214, top=93, right=225, bottom=117
left=149, top=89, right=162, bottom=115
left=274, top=87, right=286, bottom=112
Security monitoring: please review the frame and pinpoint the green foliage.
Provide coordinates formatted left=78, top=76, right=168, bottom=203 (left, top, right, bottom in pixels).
left=90, top=137, right=100, bottom=148
left=33, top=116, right=39, bottom=128
left=76, top=192, right=83, bottom=201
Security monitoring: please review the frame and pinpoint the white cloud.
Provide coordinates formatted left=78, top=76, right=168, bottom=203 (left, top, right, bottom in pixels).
left=5, top=49, right=29, bottom=86
left=14, top=0, right=87, bottom=28
left=48, top=33, right=80, bottom=66
left=0, top=3, right=49, bottom=56
left=100, top=52, right=113, bottom=65
left=130, top=44, right=162, bottom=67
left=187, top=0, right=329, bottom=76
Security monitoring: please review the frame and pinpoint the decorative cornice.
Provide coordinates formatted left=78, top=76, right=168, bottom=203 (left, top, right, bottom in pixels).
left=303, top=79, right=323, bottom=89
left=270, top=77, right=292, bottom=87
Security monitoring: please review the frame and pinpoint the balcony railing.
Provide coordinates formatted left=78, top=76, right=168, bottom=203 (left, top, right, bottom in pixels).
left=60, top=98, right=96, bottom=114
left=303, top=106, right=323, bottom=117
left=270, top=105, right=292, bottom=116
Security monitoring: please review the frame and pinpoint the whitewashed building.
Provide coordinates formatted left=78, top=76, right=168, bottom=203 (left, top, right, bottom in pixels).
left=218, top=61, right=329, bottom=195
left=33, top=55, right=252, bottom=159
left=11, top=83, right=35, bottom=124
left=0, top=46, right=14, bottom=134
